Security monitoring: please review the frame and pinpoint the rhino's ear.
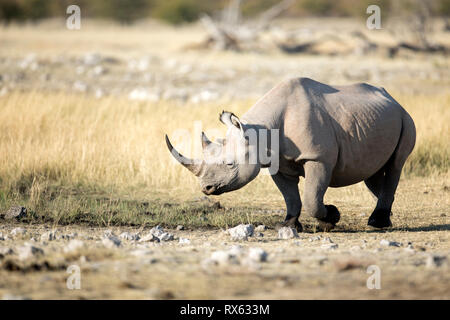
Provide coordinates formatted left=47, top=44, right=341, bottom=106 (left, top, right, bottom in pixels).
left=219, top=111, right=244, bottom=137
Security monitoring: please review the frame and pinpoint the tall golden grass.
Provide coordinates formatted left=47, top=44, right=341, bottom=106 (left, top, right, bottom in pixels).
left=0, top=90, right=448, bottom=201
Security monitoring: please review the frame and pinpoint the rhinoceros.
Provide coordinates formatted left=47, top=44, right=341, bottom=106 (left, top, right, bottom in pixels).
left=165, top=78, right=416, bottom=231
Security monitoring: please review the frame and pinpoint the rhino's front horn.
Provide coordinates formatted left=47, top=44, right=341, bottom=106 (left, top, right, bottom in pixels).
left=165, top=134, right=203, bottom=176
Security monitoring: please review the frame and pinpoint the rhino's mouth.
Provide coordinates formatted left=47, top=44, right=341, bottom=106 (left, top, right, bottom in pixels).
left=202, top=185, right=224, bottom=196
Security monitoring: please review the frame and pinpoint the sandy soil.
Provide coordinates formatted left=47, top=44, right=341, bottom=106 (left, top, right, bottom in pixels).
left=1, top=219, right=448, bottom=300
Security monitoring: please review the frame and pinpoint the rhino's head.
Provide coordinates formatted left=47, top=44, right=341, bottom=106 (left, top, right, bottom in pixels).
left=165, top=111, right=261, bottom=195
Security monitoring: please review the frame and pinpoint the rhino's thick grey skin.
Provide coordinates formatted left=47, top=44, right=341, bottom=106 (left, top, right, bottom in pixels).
left=166, top=78, right=416, bottom=231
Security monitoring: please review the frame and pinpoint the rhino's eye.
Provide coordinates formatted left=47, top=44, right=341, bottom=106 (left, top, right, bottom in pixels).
left=224, top=160, right=234, bottom=168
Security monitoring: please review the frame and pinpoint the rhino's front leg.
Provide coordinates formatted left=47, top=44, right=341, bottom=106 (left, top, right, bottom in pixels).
left=271, top=172, right=302, bottom=232
left=303, top=161, right=340, bottom=231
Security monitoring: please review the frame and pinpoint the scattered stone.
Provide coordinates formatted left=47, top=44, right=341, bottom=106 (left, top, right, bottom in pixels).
left=227, top=224, right=254, bottom=241
left=309, top=236, right=322, bottom=242
left=322, top=237, right=334, bottom=243
left=380, top=239, right=402, bottom=247
left=73, top=81, right=87, bottom=92
left=58, top=233, right=78, bottom=240
left=209, top=250, right=239, bottom=266
left=228, top=245, right=244, bottom=257
left=179, top=238, right=191, bottom=245
left=278, top=227, right=298, bottom=239
left=0, top=232, right=4, bottom=241
left=83, top=53, right=102, bottom=65
left=10, top=227, right=27, bottom=236
left=64, top=240, right=85, bottom=253
left=321, top=243, right=339, bottom=250
left=138, top=233, right=160, bottom=242
left=404, top=244, right=415, bottom=253
left=248, top=247, right=268, bottom=262
left=176, top=225, right=185, bottom=231
left=0, top=246, right=14, bottom=258
left=256, top=232, right=264, bottom=238
left=158, top=233, right=174, bottom=241
left=92, top=65, right=106, bottom=76
left=119, top=232, right=140, bottom=241
left=426, top=255, right=447, bottom=268
left=128, top=88, right=159, bottom=102
left=149, top=225, right=174, bottom=241
left=40, top=230, right=58, bottom=242
left=4, top=206, right=27, bottom=220
left=255, top=225, right=266, bottom=232
left=102, top=235, right=121, bottom=248
left=16, top=244, right=44, bottom=260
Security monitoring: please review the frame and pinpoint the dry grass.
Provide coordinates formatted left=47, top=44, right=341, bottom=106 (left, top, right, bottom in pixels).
left=0, top=90, right=448, bottom=226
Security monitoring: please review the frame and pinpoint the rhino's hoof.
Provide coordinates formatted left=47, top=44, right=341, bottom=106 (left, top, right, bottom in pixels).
left=368, top=209, right=392, bottom=228
left=276, top=217, right=303, bottom=233
left=320, top=205, right=341, bottom=224
left=316, top=205, right=340, bottom=232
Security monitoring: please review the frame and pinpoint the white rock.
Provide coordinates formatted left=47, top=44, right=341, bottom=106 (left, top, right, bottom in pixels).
left=176, top=225, right=185, bottom=231
left=0, top=247, right=14, bottom=256
left=92, top=65, right=105, bottom=76
left=255, top=225, right=267, bottom=232
left=158, top=232, right=174, bottom=241
left=119, top=232, right=140, bottom=241
left=16, top=244, right=44, bottom=260
left=149, top=226, right=174, bottom=241
left=40, top=231, right=57, bottom=242
left=64, top=240, right=85, bottom=253
left=83, top=53, right=101, bottom=65
left=73, top=81, right=87, bottom=92
left=210, top=250, right=239, bottom=265
left=102, top=235, right=121, bottom=248
left=11, top=227, right=26, bottom=236
left=322, top=237, right=334, bottom=243
left=227, top=224, right=254, bottom=241
left=248, top=247, right=268, bottom=262
left=128, top=88, right=159, bottom=101
left=309, top=236, right=322, bottom=242
left=228, top=245, right=244, bottom=257
left=179, top=238, right=191, bottom=244
left=138, top=233, right=160, bottom=242
left=321, top=243, right=339, bottom=250
left=380, top=239, right=401, bottom=247
left=426, top=255, right=447, bottom=268
left=278, top=227, right=298, bottom=239
left=190, top=90, right=219, bottom=103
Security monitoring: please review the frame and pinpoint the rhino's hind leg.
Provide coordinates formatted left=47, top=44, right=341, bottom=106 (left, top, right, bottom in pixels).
left=271, top=172, right=303, bottom=232
left=303, top=161, right=340, bottom=231
left=364, top=168, right=385, bottom=199
left=368, top=117, right=415, bottom=229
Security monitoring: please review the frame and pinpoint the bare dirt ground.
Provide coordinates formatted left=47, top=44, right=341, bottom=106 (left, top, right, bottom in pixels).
left=0, top=18, right=449, bottom=299
left=1, top=176, right=449, bottom=300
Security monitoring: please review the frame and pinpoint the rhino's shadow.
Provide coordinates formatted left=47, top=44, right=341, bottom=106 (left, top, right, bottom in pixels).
left=331, top=224, right=450, bottom=233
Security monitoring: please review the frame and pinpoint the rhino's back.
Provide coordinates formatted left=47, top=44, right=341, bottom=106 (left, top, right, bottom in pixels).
left=281, top=78, right=405, bottom=186
left=322, top=82, right=404, bottom=186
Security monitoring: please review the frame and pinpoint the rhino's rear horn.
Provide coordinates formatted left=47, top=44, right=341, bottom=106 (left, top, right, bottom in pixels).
left=165, top=134, right=203, bottom=176
left=201, top=132, right=212, bottom=149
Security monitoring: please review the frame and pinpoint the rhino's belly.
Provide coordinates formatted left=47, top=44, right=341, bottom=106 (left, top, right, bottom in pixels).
left=329, top=115, right=402, bottom=187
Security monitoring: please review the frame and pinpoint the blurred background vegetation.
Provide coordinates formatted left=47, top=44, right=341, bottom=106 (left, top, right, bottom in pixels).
left=0, top=0, right=449, bottom=25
